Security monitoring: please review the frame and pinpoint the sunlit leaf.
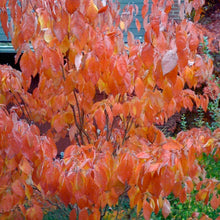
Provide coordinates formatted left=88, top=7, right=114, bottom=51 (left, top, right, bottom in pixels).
left=162, top=199, right=171, bottom=219
left=86, top=0, right=98, bottom=22
left=161, top=50, right=178, bottom=75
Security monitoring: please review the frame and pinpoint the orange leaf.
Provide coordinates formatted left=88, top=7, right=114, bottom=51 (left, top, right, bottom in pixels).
left=94, top=165, right=108, bottom=191
left=12, top=179, right=25, bottom=198
left=112, top=103, right=123, bottom=116
left=185, top=177, right=194, bottom=193
left=135, top=77, right=145, bottom=99
left=117, top=153, right=134, bottom=184
left=64, top=112, right=74, bottom=124
left=141, top=44, right=154, bottom=68
left=0, top=193, right=14, bottom=212
left=136, top=152, right=151, bottom=159
left=22, top=14, right=35, bottom=41
left=19, top=158, right=32, bottom=175
left=53, top=12, right=68, bottom=42
left=20, top=50, right=37, bottom=79
left=69, top=209, right=77, bottom=220
left=142, top=4, right=149, bottom=18
left=26, top=204, right=43, bottom=220
left=200, top=94, right=209, bottom=112
left=135, top=18, right=141, bottom=32
left=162, top=139, right=183, bottom=151
left=0, top=9, right=9, bottom=39
left=196, top=189, right=208, bottom=201
left=0, top=0, right=7, bottom=8
left=162, top=199, right=171, bottom=219
left=79, top=208, right=89, bottom=220
left=52, top=114, right=66, bottom=133
left=143, top=200, right=152, bottom=220
left=94, top=108, right=105, bottom=131
left=83, top=81, right=95, bottom=101
left=65, top=0, right=80, bottom=14
left=210, top=193, right=220, bottom=210
left=86, top=0, right=98, bottom=22
left=176, top=31, right=187, bottom=51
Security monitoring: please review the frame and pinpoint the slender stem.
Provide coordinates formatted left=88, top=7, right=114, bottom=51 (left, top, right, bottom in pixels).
left=73, top=89, right=82, bottom=125
left=71, top=104, right=84, bottom=145
left=122, top=117, right=133, bottom=145
left=104, top=109, right=109, bottom=140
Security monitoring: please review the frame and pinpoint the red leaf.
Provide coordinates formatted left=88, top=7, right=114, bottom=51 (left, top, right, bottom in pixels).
left=135, top=18, right=141, bottom=32
left=143, top=200, right=152, bottom=220
left=0, top=9, right=9, bottom=39
left=135, top=77, right=145, bottom=99
left=98, top=5, right=108, bottom=13
left=161, top=50, right=178, bottom=75
left=65, top=0, right=80, bottom=14
left=162, top=199, right=171, bottom=218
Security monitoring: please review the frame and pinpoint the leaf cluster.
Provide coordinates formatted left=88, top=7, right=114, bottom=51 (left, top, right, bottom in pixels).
left=0, top=0, right=219, bottom=219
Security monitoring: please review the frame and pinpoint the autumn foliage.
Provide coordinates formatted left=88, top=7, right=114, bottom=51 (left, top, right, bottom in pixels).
left=0, top=0, right=219, bottom=219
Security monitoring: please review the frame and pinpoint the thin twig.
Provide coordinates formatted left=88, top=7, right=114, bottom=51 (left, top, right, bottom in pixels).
left=122, top=117, right=133, bottom=145
left=104, top=109, right=109, bottom=140
left=74, top=89, right=82, bottom=125
left=71, top=104, right=84, bottom=145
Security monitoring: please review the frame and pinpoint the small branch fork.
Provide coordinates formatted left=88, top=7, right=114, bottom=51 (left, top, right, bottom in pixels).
left=70, top=89, right=91, bottom=146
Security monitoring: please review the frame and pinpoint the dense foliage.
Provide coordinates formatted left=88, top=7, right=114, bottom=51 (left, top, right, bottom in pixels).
left=0, top=0, right=219, bottom=219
